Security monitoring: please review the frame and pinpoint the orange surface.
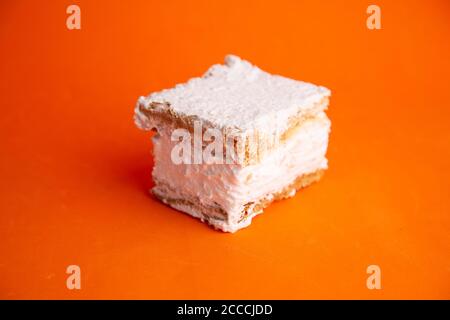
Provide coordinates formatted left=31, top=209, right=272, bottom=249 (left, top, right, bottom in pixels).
left=0, top=0, right=449, bottom=299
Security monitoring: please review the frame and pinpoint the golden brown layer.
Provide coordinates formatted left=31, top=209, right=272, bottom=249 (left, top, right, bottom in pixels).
left=152, top=169, right=325, bottom=232
left=138, top=98, right=329, bottom=166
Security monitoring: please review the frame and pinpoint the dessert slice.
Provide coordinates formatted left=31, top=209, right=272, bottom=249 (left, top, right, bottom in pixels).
left=134, top=55, right=331, bottom=232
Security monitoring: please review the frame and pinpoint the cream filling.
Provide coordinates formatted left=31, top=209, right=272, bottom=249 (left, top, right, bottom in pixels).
left=151, top=112, right=330, bottom=225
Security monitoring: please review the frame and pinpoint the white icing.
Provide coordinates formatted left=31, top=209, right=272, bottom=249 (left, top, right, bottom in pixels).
left=136, top=55, right=330, bottom=138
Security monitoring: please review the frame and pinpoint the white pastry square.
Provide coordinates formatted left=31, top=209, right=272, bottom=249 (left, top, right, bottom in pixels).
left=135, top=55, right=331, bottom=232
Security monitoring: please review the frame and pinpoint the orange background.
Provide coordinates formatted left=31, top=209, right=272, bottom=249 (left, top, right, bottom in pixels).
left=0, top=0, right=449, bottom=299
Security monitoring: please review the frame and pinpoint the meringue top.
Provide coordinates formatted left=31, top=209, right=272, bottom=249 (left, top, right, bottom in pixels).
left=138, top=55, right=330, bottom=135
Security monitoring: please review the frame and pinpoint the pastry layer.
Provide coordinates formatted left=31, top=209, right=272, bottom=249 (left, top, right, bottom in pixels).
left=154, top=169, right=324, bottom=232
left=136, top=55, right=330, bottom=132
left=150, top=112, right=330, bottom=232
left=135, top=55, right=330, bottom=165
left=135, top=97, right=328, bottom=165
